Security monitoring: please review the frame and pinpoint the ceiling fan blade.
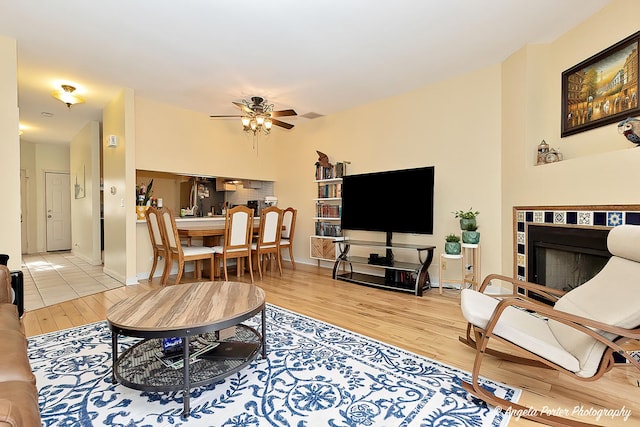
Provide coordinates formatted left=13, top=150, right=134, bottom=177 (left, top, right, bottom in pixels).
left=232, top=101, right=254, bottom=114
left=209, top=115, right=241, bottom=118
left=271, top=109, right=297, bottom=117
left=271, top=118, right=294, bottom=130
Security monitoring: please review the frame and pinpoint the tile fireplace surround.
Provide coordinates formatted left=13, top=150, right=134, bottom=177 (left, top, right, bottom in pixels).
left=513, top=205, right=640, bottom=281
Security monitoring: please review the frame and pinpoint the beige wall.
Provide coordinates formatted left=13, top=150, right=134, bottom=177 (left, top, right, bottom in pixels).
left=500, top=0, right=640, bottom=276
left=276, top=64, right=504, bottom=278
left=134, top=97, right=279, bottom=180
left=70, top=121, right=102, bottom=265
left=103, top=88, right=137, bottom=284
left=0, top=36, right=20, bottom=269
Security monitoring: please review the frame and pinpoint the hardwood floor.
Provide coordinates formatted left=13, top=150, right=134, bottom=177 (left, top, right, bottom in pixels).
left=23, top=264, right=640, bottom=426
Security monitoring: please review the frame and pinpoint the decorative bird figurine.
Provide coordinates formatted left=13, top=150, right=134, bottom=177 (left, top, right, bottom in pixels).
left=316, top=150, right=333, bottom=168
left=617, top=117, right=640, bottom=145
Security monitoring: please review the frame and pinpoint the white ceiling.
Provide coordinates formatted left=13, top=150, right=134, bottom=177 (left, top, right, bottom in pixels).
left=1, top=0, right=610, bottom=145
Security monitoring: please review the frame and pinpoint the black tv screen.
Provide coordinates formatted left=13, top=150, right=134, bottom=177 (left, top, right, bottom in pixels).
left=341, top=166, right=435, bottom=235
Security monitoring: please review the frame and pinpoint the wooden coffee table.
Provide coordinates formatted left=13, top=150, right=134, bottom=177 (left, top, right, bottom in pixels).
left=106, top=281, right=266, bottom=417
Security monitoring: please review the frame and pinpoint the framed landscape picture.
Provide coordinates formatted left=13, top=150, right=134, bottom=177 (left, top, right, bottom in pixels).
left=561, top=31, right=640, bottom=137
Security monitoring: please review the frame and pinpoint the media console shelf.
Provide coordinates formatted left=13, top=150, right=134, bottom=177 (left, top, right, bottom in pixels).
left=332, top=239, right=435, bottom=296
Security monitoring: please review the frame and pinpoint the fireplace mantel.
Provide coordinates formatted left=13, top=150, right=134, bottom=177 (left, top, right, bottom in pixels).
left=513, top=205, right=640, bottom=281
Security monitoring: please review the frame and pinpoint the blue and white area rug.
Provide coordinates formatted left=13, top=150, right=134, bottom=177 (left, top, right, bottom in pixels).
left=29, top=304, right=520, bottom=426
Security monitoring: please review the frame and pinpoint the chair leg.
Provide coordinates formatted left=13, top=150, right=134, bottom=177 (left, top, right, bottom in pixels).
left=223, top=255, right=229, bottom=281
left=257, top=253, right=263, bottom=280
left=175, top=259, right=185, bottom=285
left=461, top=328, right=599, bottom=427
left=148, top=251, right=158, bottom=282
left=195, top=260, right=201, bottom=280
left=209, top=256, right=214, bottom=281
left=247, top=253, right=254, bottom=283
left=276, top=251, right=283, bottom=276
left=288, top=245, right=295, bottom=269
left=161, top=254, right=172, bottom=286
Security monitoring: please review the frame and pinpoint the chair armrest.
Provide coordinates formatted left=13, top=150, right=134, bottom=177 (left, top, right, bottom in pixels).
left=478, top=273, right=566, bottom=302
left=0, top=266, right=12, bottom=304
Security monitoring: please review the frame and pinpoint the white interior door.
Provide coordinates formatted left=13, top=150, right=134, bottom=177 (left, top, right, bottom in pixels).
left=45, top=172, right=71, bottom=251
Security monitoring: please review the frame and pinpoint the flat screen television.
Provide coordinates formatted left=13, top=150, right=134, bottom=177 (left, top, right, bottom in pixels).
left=341, top=166, right=435, bottom=238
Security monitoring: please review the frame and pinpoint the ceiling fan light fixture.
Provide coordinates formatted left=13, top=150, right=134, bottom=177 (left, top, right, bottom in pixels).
left=241, top=116, right=251, bottom=127
left=264, top=118, right=272, bottom=130
left=51, top=84, right=85, bottom=109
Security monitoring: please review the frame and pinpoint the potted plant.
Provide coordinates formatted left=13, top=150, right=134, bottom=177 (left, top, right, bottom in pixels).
left=462, top=223, right=480, bottom=244
left=445, top=234, right=461, bottom=255
left=453, top=208, right=479, bottom=231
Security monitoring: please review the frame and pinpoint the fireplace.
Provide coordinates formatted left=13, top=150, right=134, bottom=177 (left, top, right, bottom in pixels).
left=526, top=225, right=610, bottom=303
left=514, top=205, right=640, bottom=302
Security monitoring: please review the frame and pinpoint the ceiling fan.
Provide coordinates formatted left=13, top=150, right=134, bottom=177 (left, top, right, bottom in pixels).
left=209, top=96, right=297, bottom=134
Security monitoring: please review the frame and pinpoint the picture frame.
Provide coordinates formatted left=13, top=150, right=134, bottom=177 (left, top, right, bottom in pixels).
left=561, top=31, right=640, bottom=137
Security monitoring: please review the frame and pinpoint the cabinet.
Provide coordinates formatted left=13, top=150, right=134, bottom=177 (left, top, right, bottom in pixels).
left=332, top=239, right=435, bottom=296
left=310, top=161, right=346, bottom=263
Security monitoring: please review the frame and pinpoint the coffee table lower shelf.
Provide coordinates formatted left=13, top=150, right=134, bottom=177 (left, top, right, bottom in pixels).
left=113, top=325, right=261, bottom=397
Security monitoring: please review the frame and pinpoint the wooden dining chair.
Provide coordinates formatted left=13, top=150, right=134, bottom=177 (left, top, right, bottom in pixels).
left=279, top=207, right=297, bottom=269
left=212, top=205, right=254, bottom=283
left=145, top=206, right=168, bottom=282
left=251, top=206, right=283, bottom=280
left=157, top=207, right=215, bottom=285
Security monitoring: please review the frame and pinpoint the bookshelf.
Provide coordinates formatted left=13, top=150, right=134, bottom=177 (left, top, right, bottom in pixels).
left=310, top=160, right=346, bottom=263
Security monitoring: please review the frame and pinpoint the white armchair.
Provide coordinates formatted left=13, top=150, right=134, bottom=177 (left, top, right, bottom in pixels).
left=459, top=224, right=640, bottom=426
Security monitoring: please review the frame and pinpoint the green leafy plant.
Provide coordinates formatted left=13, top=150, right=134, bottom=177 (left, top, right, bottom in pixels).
left=445, top=234, right=460, bottom=243
left=136, top=179, right=154, bottom=206
left=453, top=208, right=479, bottom=219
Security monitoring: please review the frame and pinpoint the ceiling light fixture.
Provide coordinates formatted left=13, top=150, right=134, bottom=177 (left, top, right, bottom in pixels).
left=51, top=84, right=85, bottom=109
left=240, top=98, right=274, bottom=137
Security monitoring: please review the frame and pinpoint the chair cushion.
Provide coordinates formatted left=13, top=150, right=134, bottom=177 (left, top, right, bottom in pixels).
left=0, top=304, right=22, bottom=334
left=607, top=224, right=640, bottom=262
left=548, top=254, right=640, bottom=377
left=0, top=381, right=41, bottom=427
left=460, top=289, right=580, bottom=373
left=212, top=246, right=246, bottom=254
left=252, top=243, right=276, bottom=250
left=279, top=239, right=291, bottom=246
left=182, top=246, right=215, bottom=256
left=0, top=330, right=37, bottom=383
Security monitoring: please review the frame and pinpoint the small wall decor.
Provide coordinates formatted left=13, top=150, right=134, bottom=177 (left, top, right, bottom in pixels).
left=561, top=31, right=640, bottom=137
left=74, top=165, right=85, bottom=199
left=617, top=117, right=640, bottom=146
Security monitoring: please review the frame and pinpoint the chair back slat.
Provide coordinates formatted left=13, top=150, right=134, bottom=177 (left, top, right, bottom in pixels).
left=261, top=209, right=281, bottom=244
left=145, top=207, right=164, bottom=249
left=158, top=207, right=180, bottom=255
left=224, top=206, right=254, bottom=251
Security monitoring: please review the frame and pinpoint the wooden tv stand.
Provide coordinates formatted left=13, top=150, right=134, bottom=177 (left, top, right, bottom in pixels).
left=332, top=239, right=435, bottom=296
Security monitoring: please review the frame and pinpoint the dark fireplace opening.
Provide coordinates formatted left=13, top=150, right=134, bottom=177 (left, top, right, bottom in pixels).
left=527, top=225, right=611, bottom=304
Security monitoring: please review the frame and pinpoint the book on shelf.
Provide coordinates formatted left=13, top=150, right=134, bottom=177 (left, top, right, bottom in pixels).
left=315, top=162, right=347, bottom=180
left=315, top=221, right=342, bottom=237
left=316, top=203, right=341, bottom=218
left=317, top=182, right=342, bottom=198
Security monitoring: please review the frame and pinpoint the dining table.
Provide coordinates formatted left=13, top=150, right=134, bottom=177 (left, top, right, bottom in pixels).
left=177, top=218, right=263, bottom=247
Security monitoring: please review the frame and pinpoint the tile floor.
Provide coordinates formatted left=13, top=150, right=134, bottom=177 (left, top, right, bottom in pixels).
left=21, top=252, right=123, bottom=311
